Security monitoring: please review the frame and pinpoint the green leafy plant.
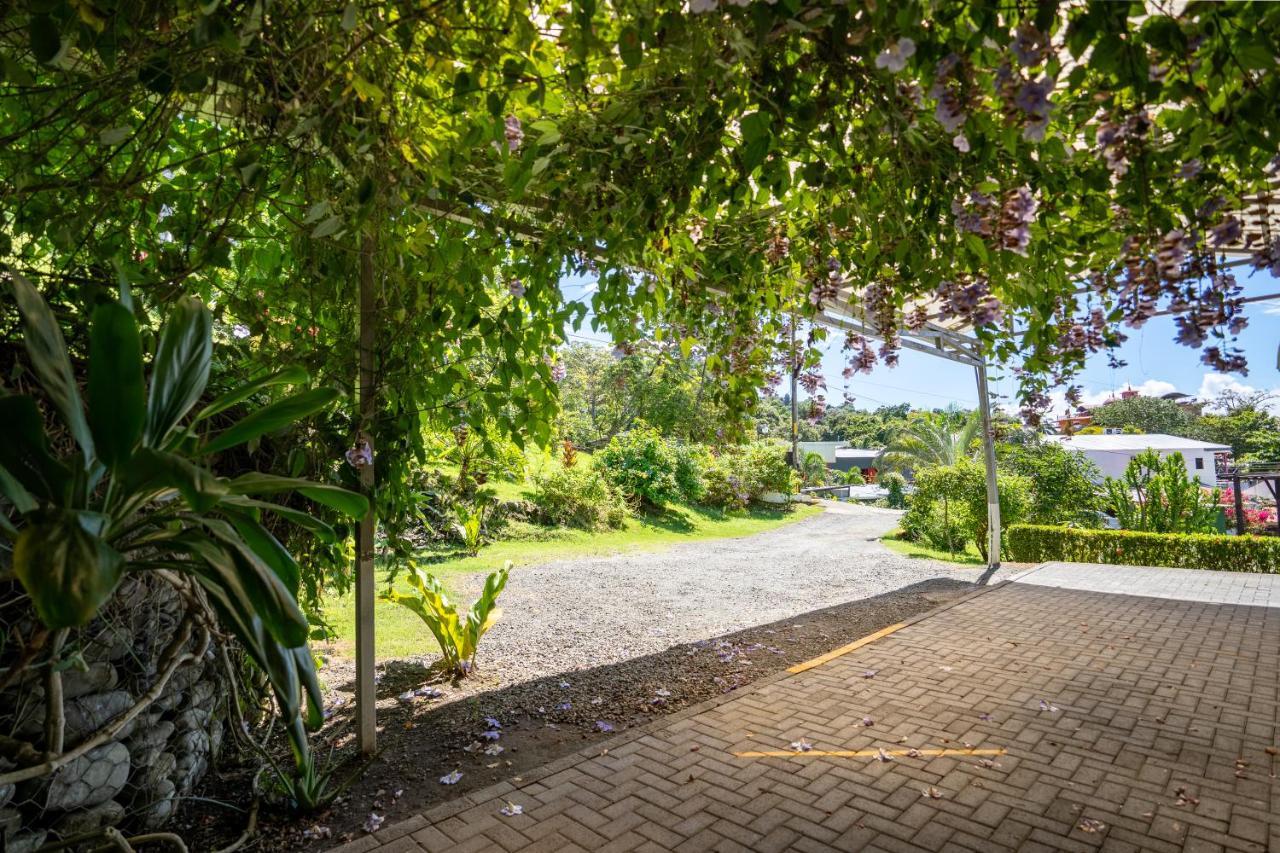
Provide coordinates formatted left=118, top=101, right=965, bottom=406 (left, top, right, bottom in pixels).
left=453, top=501, right=487, bottom=556
left=595, top=422, right=681, bottom=507
left=1104, top=450, right=1220, bottom=534
left=1007, top=524, right=1280, bottom=573
left=0, top=271, right=365, bottom=774
left=997, top=439, right=1103, bottom=527
left=530, top=465, right=629, bottom=530
left=843, top=468, right=867, bottom=486
left=381, top=561, right=511, bottom=676
left=881, top=472, right=906, bottom=508
left=901, top=460, right=1031, bottom=559
left=672, top=442, right=711, bottom=503
left=801, top=451, right=829, bottom=486
left=702, top=442, right=795, bottom=509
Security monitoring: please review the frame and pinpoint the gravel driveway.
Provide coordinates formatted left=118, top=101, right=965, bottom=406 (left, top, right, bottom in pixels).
left=457, top=500, right=1011, bottom=683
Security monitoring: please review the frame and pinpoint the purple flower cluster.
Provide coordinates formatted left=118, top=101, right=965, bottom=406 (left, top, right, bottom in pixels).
left=952, top=190, right=995, bottom=236
left=764, top=227, right=790, bottom=263
left=1010, top=22, right=1048, bottom=67
left=808, top=257, right=843, bottom=308
left=875, top=38, right=916, bottom=74
left=1251, top=235, right=1280, bottom=277
left=935, top=278, right=1003, bottom=327
left=841, top=332, right=877, bottom=376
left=1096, top=112, right=1151, bottom=178
left=508, top=279, right=526, bottom=297
left=998, top=186, right=1038, bottom=255
left=1211, top=215, right=1243, bottom=248
left=930, top=54, right=967, bottom=134
left=1155, top=229, right=1190, bottom=281
left=504, top=115, right=523, bottom=152
left=345, top=440, right=373, bottom=469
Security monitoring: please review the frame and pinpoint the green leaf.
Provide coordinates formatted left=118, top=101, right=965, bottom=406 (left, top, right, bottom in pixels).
left=126, top=447, right=228, bottom=513
left=223, top=509, right=301, bottom=596
left=6, top=270, right=95, bottom=464
left=0, top=463, right=37, bottom=515
left=88, top=302, right=145, bottom=468
left=180, top=526, right=309, bottom=647
left=200, top=387, right=339, bottom=455
left=145, top=296, right=212, bottom=447
left=341, top=1, right=358, bottom=31
left=226, top=473, right=369, bottom=518
left=14, top=509, right=124, bottom=628
left=28, top=15, right=61, bottom=64
left=221, top=495, right=338, bottom=543
left=0, top=395, right=71, bottom=502
left=619, top=25, right=642, bottom=69
left=195, top=365, right=309, bottom=422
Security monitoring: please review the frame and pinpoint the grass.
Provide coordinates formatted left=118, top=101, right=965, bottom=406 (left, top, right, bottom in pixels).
left=879, top=528, right=986, bottom=567
left=320, top=500, right=822, bottom=659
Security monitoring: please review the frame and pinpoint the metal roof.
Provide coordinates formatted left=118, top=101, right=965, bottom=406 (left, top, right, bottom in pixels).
left=1048, top=433, right=1231, bottom=452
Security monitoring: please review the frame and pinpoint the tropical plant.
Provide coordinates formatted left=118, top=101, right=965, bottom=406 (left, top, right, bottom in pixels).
left=880, top=415, right=981, bottom=473
left=1104, top=450, right=1221, bottom=534
left=530, top=465, right=629, bottom=530
left=595, top=422, right=681, bottom=507
left=881, top=472, right=907, bottom=508
left=800, top=451, right=829, bottom=486
left=381, top=561, right=511, bottom=677
left=453, top=501, right=488, bottom=556
left=843, top=468, right=866, bottom=486
left=0, top=271, right=366, bottom=781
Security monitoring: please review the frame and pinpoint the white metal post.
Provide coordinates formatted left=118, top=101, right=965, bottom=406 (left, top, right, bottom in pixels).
left=974, top=360, right=1001, bottom=571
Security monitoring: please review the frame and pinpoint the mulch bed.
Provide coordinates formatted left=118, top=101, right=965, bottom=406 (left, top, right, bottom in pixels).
left=174, top=578, right=980, bottom=850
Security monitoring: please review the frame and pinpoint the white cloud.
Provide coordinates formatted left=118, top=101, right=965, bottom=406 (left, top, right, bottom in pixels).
left=1197, top=374, right=1280, bottom=414
left=1262, top=300, right=1280, bottom=316
left=1045, top=379, right=1178, bottom=417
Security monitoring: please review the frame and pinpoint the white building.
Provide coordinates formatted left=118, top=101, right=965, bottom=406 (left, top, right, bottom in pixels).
left=1047, top=433, right=1231, bottom=486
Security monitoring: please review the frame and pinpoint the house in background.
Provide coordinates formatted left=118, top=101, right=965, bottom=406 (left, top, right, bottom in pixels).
left=794, top=442, right=885, bottom=481
left=1047, top=433, right=1232, bottom=486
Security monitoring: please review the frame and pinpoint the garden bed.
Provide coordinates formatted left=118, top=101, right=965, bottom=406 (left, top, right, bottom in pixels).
left=174, top=577, right=981, bottom=850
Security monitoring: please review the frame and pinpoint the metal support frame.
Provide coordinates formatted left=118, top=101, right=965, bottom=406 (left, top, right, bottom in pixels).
left=974, top=360, right=1001, bottom=571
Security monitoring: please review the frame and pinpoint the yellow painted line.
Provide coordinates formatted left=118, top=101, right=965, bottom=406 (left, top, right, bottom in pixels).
left=787, top=622, right=906, bottom=674
left=735, top=747, right=1006, bottom=759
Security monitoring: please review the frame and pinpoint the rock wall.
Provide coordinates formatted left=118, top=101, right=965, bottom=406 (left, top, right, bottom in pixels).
left=0, top=576, right=228, bottom=850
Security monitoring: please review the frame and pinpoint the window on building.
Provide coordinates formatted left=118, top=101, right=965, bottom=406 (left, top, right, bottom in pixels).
left=1195, top=457, right=1204, bottom=470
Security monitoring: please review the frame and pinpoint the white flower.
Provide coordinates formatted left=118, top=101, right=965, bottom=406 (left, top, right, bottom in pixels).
left=875, top=38, right=916, bottom=73
left=232, top=324, right=250, bottom=339
left=440, top=769, right=463, bottom=784
left=500, top=802, right=524, bottom=816
left=952, top=132, right=970, bottom=153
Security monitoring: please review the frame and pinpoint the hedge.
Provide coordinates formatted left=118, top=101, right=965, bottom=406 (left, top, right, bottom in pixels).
left=1006, top=524, right=1280, bottom=573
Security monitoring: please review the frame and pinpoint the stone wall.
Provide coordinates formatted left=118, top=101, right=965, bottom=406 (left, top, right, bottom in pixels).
left=0, top=575, right=228, bottom=851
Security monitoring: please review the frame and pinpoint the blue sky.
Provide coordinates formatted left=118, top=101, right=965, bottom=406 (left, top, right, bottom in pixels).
left=562, top=267, right=1280, bottom=416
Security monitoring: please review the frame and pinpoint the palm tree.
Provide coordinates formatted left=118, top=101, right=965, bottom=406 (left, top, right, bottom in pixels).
left=801, top=451, right=829, bottom=486
left=879, top=415, right=981, bottom=473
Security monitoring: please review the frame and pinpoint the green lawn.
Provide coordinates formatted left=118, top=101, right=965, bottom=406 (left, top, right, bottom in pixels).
left=320, top=501, right=822, bottom=659
left=879, top=528, right=986, bottom=567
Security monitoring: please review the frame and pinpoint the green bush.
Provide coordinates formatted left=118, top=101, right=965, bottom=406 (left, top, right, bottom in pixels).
left=530, top=465, right=629, bottom=529
left=1007, top=524, right=1280, bottom=573
left=996, top=439, right=1102, bottom=526
left=901, top=459, right=1031, bottom=559
left=844, top=468, right=866, bottom=486
left=881, top=471, right=906, bottom=508
left=672, top=442, right=711, bottom=503
left=595, top=422, right=681, bottom=507
left=701, top=442, right=794, bottom=509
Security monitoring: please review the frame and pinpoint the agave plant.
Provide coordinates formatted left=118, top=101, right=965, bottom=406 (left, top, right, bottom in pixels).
left=0, top=270, right=366, bottom=767
left=381, top=561, right=510, bottom=676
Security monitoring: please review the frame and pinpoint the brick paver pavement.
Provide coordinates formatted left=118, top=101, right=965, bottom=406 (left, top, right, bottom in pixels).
left=336, top=569, right=1280, bottom=852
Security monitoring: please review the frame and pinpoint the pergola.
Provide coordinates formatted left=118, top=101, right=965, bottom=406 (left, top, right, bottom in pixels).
left=348, top=187, right=1280, bottom=755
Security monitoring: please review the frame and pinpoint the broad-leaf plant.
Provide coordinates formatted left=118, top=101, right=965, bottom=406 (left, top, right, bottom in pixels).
left=0, top=269, right=367, bottom=773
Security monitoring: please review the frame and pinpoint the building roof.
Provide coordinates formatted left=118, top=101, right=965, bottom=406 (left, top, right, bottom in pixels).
left=834, top=447, right=883, bottom=458
left=1048, top=433, right=1231, bottom=453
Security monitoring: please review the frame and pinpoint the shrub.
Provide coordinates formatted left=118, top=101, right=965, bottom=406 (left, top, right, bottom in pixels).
left=881, top=472, right=906, bottom=508
left=672, top=442, right=711, bottom=503
left=701, top=442, right=794, bottom=509
left=801, top=451, right=829, bottom=486
left=1104, top=449, right=1220, bottom=533
left=595, top=422, right=681, bottom=506
left=529, top=465, right=629, bottom=529
left=901, top=459, right=1031, bottom=558
left=453, top=502, right=487, bottom=556
left=844, top=469, right=867, bottom=486
left=1007, top=525, right=1280, bottom=573
left=381, top=562, right=511, bottom=676
left=997, top=439, right=1103, bottom=526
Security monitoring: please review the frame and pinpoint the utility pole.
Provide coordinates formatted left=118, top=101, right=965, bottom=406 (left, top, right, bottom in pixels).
left=974, top=359, right=1001, bottom=572
left=789, top=317, right=799, bottom=469
left=356, top=231, right=377, bottom=754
